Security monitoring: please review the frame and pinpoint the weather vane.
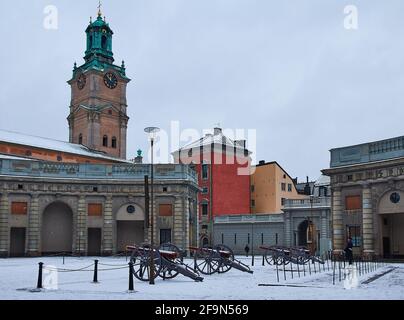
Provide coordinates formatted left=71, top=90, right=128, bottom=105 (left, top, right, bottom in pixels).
left=98, top=1, right=102, bottom=17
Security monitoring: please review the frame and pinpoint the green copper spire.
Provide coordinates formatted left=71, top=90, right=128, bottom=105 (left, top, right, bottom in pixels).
left=84, top=4, right=114, bottom=64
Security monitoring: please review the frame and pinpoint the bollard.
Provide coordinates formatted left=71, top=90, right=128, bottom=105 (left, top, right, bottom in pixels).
left=37, top=262, right=44, bottom=289
left=93, top=260, right=99, bottom=283
left=290, top=261, right=294, bottom=279
left=303, top=260, right=306, bottom=277
left=262, top=255, right=265, bottom=266
left=251, top=253, right=255, bottom=267
left=63, top=255, right=65, bottom=265
left=308, top=259, right=311, bottom=275
left=338, top=260, right=341, bottom=282
left=128, top=262, right=134, bottom=292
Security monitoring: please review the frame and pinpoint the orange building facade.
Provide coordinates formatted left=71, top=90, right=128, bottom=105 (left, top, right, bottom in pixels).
left=251, top=161, right=307, bottom=214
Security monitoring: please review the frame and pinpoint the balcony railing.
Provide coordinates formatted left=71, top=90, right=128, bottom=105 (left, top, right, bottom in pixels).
left=283, top=197, right=331, bottom=209
left=214, top=214, right=284, bottom=224
left=0, top=158, right=198, bottom=183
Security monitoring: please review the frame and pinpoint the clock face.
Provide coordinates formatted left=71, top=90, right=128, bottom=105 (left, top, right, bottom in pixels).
left=104, top=72, right=118, bottom=89
left=77, top=73, right=86, bottom=90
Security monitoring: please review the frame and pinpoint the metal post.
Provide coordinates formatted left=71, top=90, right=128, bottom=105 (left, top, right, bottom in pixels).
left=276, top=261, right=279, bottom=282
left=308, top=258, right=311, bottom=275
left=128, top=261, right=134, bottom=291
left=303, top=260, right=306, bottom=276
left=150, top=138, right=155, bottom=285
left=283, top=260, right=286, bottom=281
left=297, top=260, right=300, bottom=278
left=262, top=254, right=265, bottom=266
left=332, top=258, right=336, bottom=285
left=37, top=262, right=43, bottom=289
left=251, top=223, right=254, bottom=266
left=93, top=259, right=99, bottom=283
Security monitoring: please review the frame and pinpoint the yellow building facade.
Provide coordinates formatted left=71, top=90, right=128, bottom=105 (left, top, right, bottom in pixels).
left=251, top=161, right=307, bottom=214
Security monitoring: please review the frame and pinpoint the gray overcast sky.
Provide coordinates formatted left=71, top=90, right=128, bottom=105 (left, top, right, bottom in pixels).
left=1, top=0, right=403, bottom=181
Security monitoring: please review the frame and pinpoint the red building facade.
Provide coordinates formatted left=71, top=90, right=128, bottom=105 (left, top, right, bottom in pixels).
left=172, top=128, right=251, bottom=244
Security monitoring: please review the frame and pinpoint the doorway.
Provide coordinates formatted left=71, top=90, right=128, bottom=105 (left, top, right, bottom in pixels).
left=88, top=228, right=102, bottom=256
left=10, top=228, right=26, bottom=257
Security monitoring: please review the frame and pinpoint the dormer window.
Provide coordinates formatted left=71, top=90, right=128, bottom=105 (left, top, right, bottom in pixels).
left=79, top=134, right=83, bottom=145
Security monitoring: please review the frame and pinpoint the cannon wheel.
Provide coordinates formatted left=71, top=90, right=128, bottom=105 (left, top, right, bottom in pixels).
left=264, top=249, right=275, bottom=265
left=130, top=244, right=162, bottom=282
left=214, top=244, right=234, bottom=274
left=158, top=243, right=182, bottom=280
left=194, top=245, right=220, bottom=275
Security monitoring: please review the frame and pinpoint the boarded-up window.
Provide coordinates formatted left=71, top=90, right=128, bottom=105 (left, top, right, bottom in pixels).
left=345, top=195, right=361, bottom=210
left=88, top=204, right=103, bottom=216
left=159, top=204, right=173, bottom=216
left=11, top=202, right=27, bottom=215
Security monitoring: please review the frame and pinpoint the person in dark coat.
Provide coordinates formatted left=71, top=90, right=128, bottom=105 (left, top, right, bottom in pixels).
left=344, top=237, right=354, bottom=265
left=244, top=244, right=250, bottom=257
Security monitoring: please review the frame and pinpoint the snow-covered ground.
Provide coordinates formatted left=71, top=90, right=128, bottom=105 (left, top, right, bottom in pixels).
left=0, top=256, right=403, bottom=300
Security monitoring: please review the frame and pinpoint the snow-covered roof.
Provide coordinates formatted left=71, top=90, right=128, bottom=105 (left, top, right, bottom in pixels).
left=177, top=131, right=249, bottom=152
left=314, top=175, right=330, bottom=187
left=0, top=153, right=37, bottom=161
left=0, top=129, right=131, bottom=163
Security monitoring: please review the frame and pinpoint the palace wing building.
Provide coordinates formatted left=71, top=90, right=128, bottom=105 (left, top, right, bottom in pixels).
left=0, top=10, right=199, bottom=257
left=323, top=136, right=404, bottom=258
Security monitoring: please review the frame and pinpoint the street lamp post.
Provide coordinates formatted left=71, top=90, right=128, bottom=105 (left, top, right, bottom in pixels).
left=144, top=126, right=160, bottom=285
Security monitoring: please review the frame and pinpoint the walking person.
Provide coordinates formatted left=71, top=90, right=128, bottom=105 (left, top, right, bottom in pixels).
left=344, top=237, right=353, bottom=265
left=244, top=244, right=250, bottom=257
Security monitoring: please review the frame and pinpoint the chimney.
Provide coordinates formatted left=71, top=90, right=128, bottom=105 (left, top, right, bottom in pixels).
left=259, top=160, right=265, bottom=165
left=235, top=140, right=246, bottom=148
left=214, top=127, right=222, bottom=135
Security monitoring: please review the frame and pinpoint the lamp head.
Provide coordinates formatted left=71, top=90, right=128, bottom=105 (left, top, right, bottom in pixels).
left=144, top=127, right=160, bottom=140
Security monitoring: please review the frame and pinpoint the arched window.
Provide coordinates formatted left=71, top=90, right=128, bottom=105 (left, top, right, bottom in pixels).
left=78, top=134, right=83, bottom=145
left=101, top=35, right=107, bottom=50
left=103, top=135, right=108, bottom=147
left=112, top=137, right=117, bottom=149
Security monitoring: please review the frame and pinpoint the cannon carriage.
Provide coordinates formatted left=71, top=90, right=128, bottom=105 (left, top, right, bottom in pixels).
left=127, top=243, right=204, bottom=282
left=190, top=244, right=254, bottom=275
left=260, top=245, right=325, bottom=266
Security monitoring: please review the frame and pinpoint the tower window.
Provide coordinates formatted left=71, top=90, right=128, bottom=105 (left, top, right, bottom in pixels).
left=112, top=137, right=117, bottom=149
left=103, top=135, right=108, bottom=147
left=79, top=134, right=83, bottom=145
left=89, top=35, right=93, bottom=49
left=101, top=35, right=107, bottom=50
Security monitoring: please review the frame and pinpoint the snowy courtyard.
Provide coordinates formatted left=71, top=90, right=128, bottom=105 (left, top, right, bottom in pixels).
left=0, top=255, right=403, bottom=300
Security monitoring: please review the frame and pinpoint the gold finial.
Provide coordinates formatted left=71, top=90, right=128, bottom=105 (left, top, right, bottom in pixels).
left=97, top=1, right=102, bottom=17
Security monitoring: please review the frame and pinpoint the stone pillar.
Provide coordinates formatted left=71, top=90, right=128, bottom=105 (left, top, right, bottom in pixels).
left=332, top=188, right=344, bottom=253
left=103, top=196, right=113, bottom=255
left=0, top=193, right=9, bottom=257
left=362, top=185, right=374, bottom=255
left=76, top=195, right=87, bottom=255
left=321, top=210, right=328, bottom=239
left=284, top=212, right=291, bottom=247
left=173, top=196, right=185, bottom=248
left=27, top=195, right=40, bottom=256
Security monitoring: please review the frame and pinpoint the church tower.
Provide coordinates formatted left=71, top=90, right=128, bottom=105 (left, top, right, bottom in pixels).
left=67, top=7, right=130, bottom=159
